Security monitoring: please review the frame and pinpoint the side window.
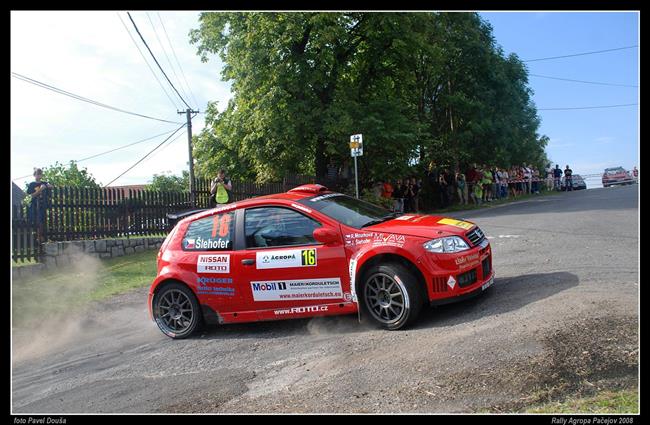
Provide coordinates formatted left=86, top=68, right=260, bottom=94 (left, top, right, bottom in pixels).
left=182, top=212, right=235, bottom=251
left=245, top=207, right=321, bottom=248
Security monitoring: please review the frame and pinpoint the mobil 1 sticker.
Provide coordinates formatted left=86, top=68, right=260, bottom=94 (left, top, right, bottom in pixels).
left=256, top=248, right=317, bottom=269
left=251, top=278, right=342, bottom=301
left=197, top=254, right=230, bottom=273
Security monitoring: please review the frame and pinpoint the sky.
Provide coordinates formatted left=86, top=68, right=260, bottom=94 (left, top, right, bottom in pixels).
left=11, top=11, right=639, bottom=190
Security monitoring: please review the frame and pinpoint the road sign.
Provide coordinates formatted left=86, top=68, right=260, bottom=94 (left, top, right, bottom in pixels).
left=350, top=134, right=363, bottom=157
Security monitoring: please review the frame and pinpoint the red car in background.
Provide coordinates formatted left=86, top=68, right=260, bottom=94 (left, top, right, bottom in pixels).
left=149, top=184, right=494, bottom=338
left=602, top=167, right=632, bottom=187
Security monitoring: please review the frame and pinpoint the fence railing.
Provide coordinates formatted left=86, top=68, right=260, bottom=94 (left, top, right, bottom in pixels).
left=12, top=206, right=40, bottom=263
left=11, top=175, right=316, bottom=262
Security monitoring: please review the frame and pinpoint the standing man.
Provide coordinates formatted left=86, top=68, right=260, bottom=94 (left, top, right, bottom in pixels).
left=210, top=169, right=233, bottom=205
left=553, top=164, right=563, bottom=191
left=564, top=165, right=573, bottom=191
left=26, top=168, right=53, bottom=243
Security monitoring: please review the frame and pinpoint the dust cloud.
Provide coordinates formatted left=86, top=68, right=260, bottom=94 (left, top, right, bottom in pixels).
left=11, top=246, right=155, bottom=364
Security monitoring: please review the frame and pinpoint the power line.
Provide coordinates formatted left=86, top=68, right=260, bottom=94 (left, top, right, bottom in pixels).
left=12, top=72, right=183, bottom=125
left=529, top=73, right=638, bottom=88
left=141, top=127, right=188, bottom=165
left=11, top=129, right=179, bottom=181
left=538, top=103, right=638, bottom=111
left=158, top=12, right=200, bottom=109
left=127, top=12, right=192, bottom=110
left=145, top=12, right=194, bottom=108
left=105, top=123, right=187, bottom=187
left=116, top=12, right=180, bottom=111
left=523, top=45, right=638, bottom=62
left=76, top=129, right=179, bottom=162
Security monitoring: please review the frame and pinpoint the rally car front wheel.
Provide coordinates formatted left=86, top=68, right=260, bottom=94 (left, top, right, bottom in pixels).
left=152, top=282, right=202, bottom=339
left=361, top=263, right=424, bottom=330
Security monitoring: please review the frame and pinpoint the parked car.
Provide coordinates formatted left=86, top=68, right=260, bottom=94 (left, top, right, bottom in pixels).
left=561, top=174, right=587, bottom=191
left=149, top=184, right=494, bottom=338
left=602, top=167, right=631, bottom=187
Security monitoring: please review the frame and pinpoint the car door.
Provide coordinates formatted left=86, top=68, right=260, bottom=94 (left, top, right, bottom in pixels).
left=178, top=210, right=246, bottom=313
left=232, top=205, right=350, bottom=319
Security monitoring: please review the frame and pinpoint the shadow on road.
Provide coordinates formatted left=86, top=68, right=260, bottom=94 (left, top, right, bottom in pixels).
left=416, top=271, right=580, bottom=329
left=196, top=271, right=579, bottom=339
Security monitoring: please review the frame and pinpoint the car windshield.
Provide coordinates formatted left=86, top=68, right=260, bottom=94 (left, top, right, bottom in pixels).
left=299, top=193, right=395, bottom=229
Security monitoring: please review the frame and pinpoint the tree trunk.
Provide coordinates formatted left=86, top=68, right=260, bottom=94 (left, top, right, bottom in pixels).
left=315, top=137, right=328, bottom=183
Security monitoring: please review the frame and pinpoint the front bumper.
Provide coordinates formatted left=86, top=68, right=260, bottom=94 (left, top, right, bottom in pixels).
left=422, top=241, right=493, bottom=303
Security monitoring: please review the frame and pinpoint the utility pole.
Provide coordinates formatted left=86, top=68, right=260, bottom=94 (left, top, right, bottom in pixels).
left=178, top=108, right=199, bottom=207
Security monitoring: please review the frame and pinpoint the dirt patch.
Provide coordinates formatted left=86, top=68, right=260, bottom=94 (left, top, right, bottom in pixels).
left=429, top=314, right=639, bottom=413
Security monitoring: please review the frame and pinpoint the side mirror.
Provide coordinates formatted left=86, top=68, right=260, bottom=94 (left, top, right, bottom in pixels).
left=313, top=227, right=340, bottom=245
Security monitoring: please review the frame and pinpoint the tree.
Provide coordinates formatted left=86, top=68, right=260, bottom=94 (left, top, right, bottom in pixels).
left=148, top=171, right=190, bottom=192
left=190, top=12, right=550, bottom=186
left=40, top=161, right=100, bottom=188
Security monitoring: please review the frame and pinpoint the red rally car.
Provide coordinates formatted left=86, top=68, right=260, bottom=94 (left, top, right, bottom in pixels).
left=148, top=184, right=494, bottom=338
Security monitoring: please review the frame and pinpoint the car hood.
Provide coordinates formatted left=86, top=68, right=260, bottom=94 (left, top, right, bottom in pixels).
left=363, top=214, right=477, bottom=239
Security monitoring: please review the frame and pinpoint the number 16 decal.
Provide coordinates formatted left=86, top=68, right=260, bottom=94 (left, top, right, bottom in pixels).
left=301, top=249, right=317, bottom=266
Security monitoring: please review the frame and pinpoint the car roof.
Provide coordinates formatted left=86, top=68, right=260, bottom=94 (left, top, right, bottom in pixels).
left=177, top=184, right=334, bottom=224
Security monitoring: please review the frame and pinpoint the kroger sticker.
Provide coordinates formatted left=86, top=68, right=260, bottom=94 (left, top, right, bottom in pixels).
left=197, top=254, right=230, bottom=274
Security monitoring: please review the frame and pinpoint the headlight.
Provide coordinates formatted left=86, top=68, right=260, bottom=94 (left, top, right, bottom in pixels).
left=423, top=236, right=470, bottom=253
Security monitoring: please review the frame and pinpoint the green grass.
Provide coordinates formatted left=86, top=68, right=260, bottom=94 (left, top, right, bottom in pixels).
left=526, top=389, right=639, bottom=414
left=12, top=250, right=158, bottom=328
left=11, top=259, right=39, bottom=268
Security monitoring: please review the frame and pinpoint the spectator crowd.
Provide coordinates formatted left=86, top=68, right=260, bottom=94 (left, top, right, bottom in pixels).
left=377, top=163, right=574, bottom=213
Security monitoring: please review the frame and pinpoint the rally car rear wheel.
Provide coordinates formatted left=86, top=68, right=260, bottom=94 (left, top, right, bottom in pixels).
left=361, top=263, right=424, bottom=330
left=153, top=282, right=201, bottom=339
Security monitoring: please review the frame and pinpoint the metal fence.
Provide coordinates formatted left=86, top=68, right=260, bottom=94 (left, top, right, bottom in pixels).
left=11, top=175, right=315, bottom=262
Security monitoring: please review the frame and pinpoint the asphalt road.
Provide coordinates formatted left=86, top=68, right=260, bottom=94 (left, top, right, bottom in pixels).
left=12, top=185, right=639, bottom=413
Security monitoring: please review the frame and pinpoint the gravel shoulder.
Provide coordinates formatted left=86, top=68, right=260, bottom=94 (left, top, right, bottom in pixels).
left=12, top=186, right=639, bottom=413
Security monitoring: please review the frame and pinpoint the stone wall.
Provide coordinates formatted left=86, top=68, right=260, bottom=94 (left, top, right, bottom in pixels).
left=12, top=237, right=165, bottom=281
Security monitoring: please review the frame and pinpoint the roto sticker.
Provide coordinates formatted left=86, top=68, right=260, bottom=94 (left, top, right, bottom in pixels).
left=372, top=233, right=406, bottom=247
left=437, top=218, right=474, bottom=230
left=197, top=254, right=230, bottom=273
left=256, top=248, right=316, bottom=269
left=274, top=305, right=329, bottom=316
left=251, top=278, right=343, bottom=301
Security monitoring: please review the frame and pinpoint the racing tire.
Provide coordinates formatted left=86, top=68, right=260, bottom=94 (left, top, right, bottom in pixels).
left=152, top=282, right=202, bottom=339
left=360, top=263, right=424, bottom=330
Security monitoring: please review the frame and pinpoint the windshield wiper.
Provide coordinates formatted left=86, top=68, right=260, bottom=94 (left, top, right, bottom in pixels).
left=360, top=213, right=400, bottom=228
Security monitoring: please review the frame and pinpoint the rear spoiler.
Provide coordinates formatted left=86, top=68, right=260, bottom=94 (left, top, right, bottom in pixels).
left=166, top=209, right=208, bottom=230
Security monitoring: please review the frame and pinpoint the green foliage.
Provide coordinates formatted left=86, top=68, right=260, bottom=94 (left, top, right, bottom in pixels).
left=361, top=187, right=393, bottom=210
left=40, top=161, right=100, bottom=188
left=190, top=12, right=550, bottom=186
left=148, top=170, right=189, bottom=192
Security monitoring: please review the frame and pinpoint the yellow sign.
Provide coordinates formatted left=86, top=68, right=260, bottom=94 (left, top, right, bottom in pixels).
left=437, top=218, right=474, bottom=230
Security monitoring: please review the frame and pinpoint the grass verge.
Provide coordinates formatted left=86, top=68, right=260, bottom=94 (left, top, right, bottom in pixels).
left=525, top=389, right=639, bottom=414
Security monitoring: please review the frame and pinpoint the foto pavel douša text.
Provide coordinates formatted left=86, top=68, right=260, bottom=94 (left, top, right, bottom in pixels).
left=14, top=417, right=66, bottom=424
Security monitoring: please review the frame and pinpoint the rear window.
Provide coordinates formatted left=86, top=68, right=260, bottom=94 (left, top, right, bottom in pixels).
left=605, top=168, right=625, bottom=175
left=182, top=212, right=235, bottom=251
